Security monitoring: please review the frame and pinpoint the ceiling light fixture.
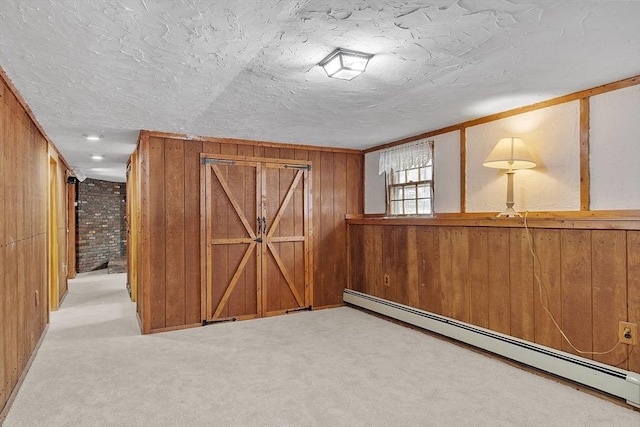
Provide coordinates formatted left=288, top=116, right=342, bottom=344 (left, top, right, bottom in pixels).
left=318, top=48, right=373, bottom=81
left=91, top=154, right=104, bottom=161
left=84, top=133, right=103, bottom=141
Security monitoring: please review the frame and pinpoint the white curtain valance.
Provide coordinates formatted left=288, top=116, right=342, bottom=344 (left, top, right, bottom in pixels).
left=378, top=139, right=434, bottom=175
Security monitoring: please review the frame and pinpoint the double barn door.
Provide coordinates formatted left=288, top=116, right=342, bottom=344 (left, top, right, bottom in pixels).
left=201, top=154, right=312, bottom=323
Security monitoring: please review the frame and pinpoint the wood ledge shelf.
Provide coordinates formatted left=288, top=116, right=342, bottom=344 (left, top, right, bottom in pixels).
left=345, top=211, right=640, bottom=230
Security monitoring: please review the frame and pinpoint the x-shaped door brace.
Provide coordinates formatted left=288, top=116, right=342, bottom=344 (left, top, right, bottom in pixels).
left=209, top=165, right=306, bottom=318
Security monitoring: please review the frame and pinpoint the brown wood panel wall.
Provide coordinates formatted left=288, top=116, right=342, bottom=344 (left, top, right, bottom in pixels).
left=0, top=76, right=62, bottom=416
left=348, top=223, right=640, bottom=374
left=129, top=134, right=363, bottom=333
left=55, top=156, right=68, bottom=300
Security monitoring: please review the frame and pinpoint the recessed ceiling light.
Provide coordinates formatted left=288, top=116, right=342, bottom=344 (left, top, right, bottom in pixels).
left=84, top=133, right=103, bottom=141
left=91, top=154, right=104, bottom=160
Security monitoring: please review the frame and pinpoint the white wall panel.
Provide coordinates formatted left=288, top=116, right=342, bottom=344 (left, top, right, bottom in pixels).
left=590, top=84, right=640, bottom=210
left=466, top=101, right=581, bottom=213
left=364, top=151, right=385, bottom=214
left=433, top=130, right=461, bottom=213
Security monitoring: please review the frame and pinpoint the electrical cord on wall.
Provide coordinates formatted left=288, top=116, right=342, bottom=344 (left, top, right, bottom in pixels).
left=523, top=211, right=625, bottom=357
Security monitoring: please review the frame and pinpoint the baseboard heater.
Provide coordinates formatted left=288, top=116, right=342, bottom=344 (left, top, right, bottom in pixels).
left=343, top=289, right=640, bottom=407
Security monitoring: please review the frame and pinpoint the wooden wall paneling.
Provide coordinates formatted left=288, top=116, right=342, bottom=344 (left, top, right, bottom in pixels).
left=308, top=150, right=322, bottom=306
left=468, top=228, right=489, bottom=328
left=405, top=226, right=420, bottom=308
left=15, top=113, right=26, bottom=375
left=371, top=225, right=384, bottom=299
left=202, top=140, right=221, bottom=155
left=127, top=151, right=138, bottom=302
left=560, top=229, right=593, bottom=358
left=359, top=224, right=373, bottom=295
left=509, top=228, right=535, bottom=341
left=17, top=121, right=27, bottom=368
left=210, top=164, right=231, bottom=318
left=148, top=137, right=167, bottom=330
left=221, top=142, right=239, bottom=156
left=591, top=230, right=627, bottom=367
left=15, top=109, right=25, bottom=243
left=237, top=144, right=254, bottom=157
left=184, top=141, right=203, bottom=324
left=392, top=226, right=409, bottom=306
left=17, top=240, right=27, bottom=375
left=627, top=231, right=640, bottom=373
left=579, top=98, right=590, bottom=211
left=317, top=151, right=334, bottom=307
left=138, top=136, right=151, bottom=329
left=5, top=101, right=19, bottom=399
left=450, top=227, right=470, bottom=322
left=295, top=149, right=310, bottom=306
left=437, top=227, right=453, bottom=318
left=264, top=149, right=282, bottom=312
left=126, top=158, right=133, bottom=298
left=253, top=144, right=264, bottom=158
left=1, top=83, right=7, bottom=408
left=416, top=227, right=441, bottom=314
left=487, top=228, right=511, bottom=334
left=134, top=135, right=362, bottom=331
left=460, top=128, right=466, bottom=213
left=346, top=153, right=363, bottom=214
left=348, top=225, right=365, bottom=292
left=67, top=180, right=76, bottom=278
left=227, top=158, right=258, bottom=316
left=37, top=138, right=49, bottom=328
left=57, top=166, right=67, bottom=301
left=333, top=153, right=347, bottom=304
left=532, top=229, right=563, bottom=349
left=234, top=160, right=254, bottom=315
left=380, top=226, right=396, bottom=303
left=0, top=82, right=5, bottom=408
left=277, top=149, right=296, bottom=310
left=1, top=73, right=71, bottom=414
left=243, top=162, right=260, bottom=314
left=164, top=139, right=186, bottom=327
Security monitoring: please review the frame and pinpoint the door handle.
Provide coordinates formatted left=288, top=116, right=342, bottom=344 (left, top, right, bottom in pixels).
left=261, top=216, right=267, bottom=234
left=257, top=217, right=263, bottom=235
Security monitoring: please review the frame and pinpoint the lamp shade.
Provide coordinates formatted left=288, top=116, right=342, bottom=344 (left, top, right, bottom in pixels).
left=483, top=137, right=536, bottom=170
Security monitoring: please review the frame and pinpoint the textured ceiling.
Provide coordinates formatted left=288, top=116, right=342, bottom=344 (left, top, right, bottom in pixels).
left=0, top=0, right=639, bottom=182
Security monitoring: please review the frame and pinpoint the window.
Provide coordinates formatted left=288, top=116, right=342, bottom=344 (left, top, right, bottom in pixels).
left=388, top=162, right=433, bottom=215
left=378, top=139, right=434, bottom=216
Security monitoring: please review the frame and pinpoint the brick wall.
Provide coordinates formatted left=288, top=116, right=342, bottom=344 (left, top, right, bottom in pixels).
left=76, top=178, right=126, bottom=273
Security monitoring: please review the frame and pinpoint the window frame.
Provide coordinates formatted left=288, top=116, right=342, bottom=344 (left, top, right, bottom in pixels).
left=386, top=161, right=434, bottom=217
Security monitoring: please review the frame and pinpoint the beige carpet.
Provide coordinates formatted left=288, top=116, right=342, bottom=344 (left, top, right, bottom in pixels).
left=4, top=270, right=639, bottom=427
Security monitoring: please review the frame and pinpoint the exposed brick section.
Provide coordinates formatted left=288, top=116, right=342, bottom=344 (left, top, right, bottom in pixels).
left=76, top=178, right=127, bottom=273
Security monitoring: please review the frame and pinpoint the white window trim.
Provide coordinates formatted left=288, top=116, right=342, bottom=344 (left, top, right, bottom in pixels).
left=379, top=139, right=435, bottom=216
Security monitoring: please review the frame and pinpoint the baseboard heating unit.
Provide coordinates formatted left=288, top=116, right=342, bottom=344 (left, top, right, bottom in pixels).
left=343, top=289, right=640, bottom=407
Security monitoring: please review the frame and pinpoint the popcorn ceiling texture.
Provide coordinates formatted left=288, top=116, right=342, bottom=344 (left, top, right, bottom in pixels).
left=0, top=0, right=638, bottom=182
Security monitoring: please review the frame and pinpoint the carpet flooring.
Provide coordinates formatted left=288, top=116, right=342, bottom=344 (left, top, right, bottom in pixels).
left=3, top=270, right=639, bottom=426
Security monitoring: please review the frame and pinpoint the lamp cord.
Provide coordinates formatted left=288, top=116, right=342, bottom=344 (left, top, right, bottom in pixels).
left=523, top=211, right=624, bottom=357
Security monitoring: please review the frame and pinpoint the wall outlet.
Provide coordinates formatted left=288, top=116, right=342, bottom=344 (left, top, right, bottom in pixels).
left=619, top=321, right=637, bottom=345
left=383, top=274, right=390, bottom=287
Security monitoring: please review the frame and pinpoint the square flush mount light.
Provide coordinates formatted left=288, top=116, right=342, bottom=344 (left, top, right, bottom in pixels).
left=319, top=48, right=373, bottom=80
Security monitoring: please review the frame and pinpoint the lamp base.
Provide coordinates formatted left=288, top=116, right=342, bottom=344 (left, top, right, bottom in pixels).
left=496, top=207, right=521, bottom=218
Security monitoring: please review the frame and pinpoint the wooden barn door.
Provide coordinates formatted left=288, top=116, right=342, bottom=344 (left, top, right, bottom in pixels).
left=201, top=154, right=312, bottom=323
